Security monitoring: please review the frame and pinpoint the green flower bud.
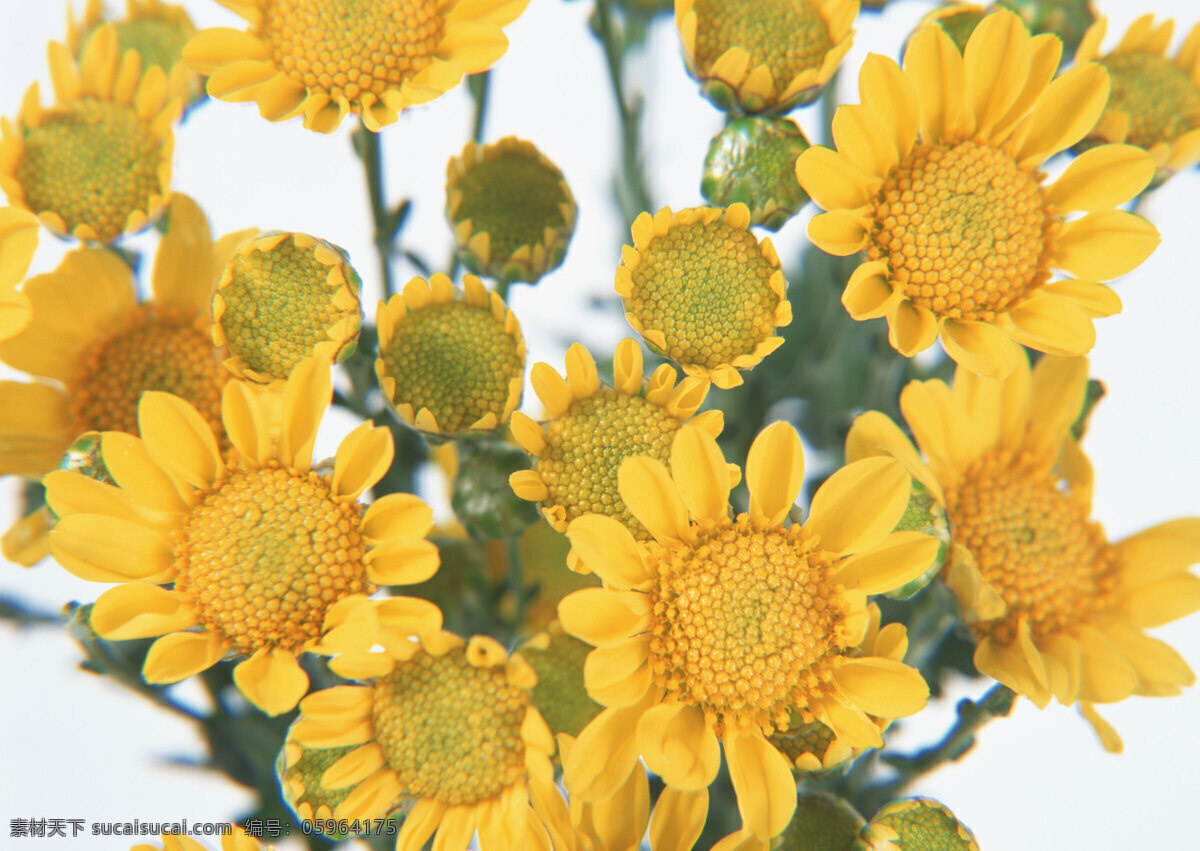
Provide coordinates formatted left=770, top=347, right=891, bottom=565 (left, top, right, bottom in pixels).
left=701, top=116, right=812, bottom=231
left=856, top=798, right=980, bottom=851
left=451, top=435, right=541, bottom=540
left=778, top=792, right=865, bottom=851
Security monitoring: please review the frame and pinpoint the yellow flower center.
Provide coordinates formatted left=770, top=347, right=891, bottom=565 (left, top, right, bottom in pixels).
left=380, top=302, right=522, bottom=434
left=648, top=514, right=842, bottom=732
left=372, top=650, right=528, bottom=806
left=115, top=18, right=191, bottom=72
left=454, top=151, right=569, bottom=262
left=870, top=140, right=1055, bottom=322
left=68, top=306, right=226, bottom=438
left=537, top=389, right=678, bottom=536
left=262, top=0, right=444, bottom=104
left=1100, top=51, right=1200, bottom=149
left=627, top=220, right=779, bottom=368
left=173, top=463, right=372, bottom=655
left=525, top=631, right=602, bottom=738
left=945, top=449, right=1118, bottom=643
left=693, top=0, right=832, bottom=93
left=219, top=236, right=355, bottom=380
left=15, top=99, right=165, bottom=242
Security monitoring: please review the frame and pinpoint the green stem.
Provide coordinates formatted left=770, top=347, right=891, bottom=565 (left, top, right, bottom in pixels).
left=355, top=122, right=397, bottom=299
left=468, top=70, right=492, bottom=144
left=592, top=0, right=654, bottom=222
left=507, top=535, right=525, bottom=644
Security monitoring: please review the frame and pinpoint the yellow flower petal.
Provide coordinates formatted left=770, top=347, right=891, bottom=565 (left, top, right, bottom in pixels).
left=1080, top=702, right=1123, bottom=754
left=806, top=456, right=910, bottom=554
left=670, top=425, right=730, bottom=524
left=1016, top=62, right=1110, bottom=166
left=831, top=531, right=941, bottom=596
left=1122, top=574, right=1200, bottom=628
left=857, top=53, right=919, bottom=158
left=584, top=637, right=653, bottom=707
left=143, top=631, right=226, bottom=684
left=565, top=514, right=655, bottom=590
left=831, top=656, right=928, bottom=717
left=563, top=690, right=658, bottom=802
left=964, top=8, right=1030, bottom=136
left=618, top=456, right=692, bottom=545
left=91, top=583, right=196, bottom=640
left=1076, top=625, right=1138, bottom=704
left=332, top=422, right=395, bottom=500
left=1054, top=211, right=1160, bottom=281
left=50, top=514, right=174, bottom=582
left=564, top=342, right=600, bottom=399
left=531, top=362, right=573, bottom=418
left=1114, top=518, right=1200, bottom=588
left=795, top=146, right=876, bottom=210
left=361, top=492, right=435, bottom=543
left=233, top=647, right=310, bottom=715
left=322, top=743, right=386, bottom=789
left=807, top=210, right=869, bottom=256
left=831, top=104, right=898, bottom=177
left=364, top=538, right=440, bottom=586
left=845, top=411, right=944, bottom=504
left=637, top=702, right=720, bottom=791
left=138, top=391, right=222, bottom=490
left=1045, top=145, right=1155, bottom=212
left=279, top=355, right=332, bottom=469
left=558, top=588, right=651, bottom=647
left=745, top=421, right=805, bottom=528
left=939, top=318, right=1024, bottom=378
left=974, top=622, right=1050, bottom=707
left=903, top=23, right=968, bottom=141
left=649, top=787, right=708, bottom=851
left=724, top=727, right=796, bottom=839
left=99, top=432, right=192, bottom=516
left=887, top=300, right=938, bottom=356
left=221, top=380, right=270, bottom=467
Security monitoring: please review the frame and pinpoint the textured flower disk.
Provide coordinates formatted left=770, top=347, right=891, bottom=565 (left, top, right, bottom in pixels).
left=213, top=231, right=362, bottom=387
left=1076, top=15, right=1200, bottom=183
left=558, top=422, right=940, bottom=840
left=855, top=797, right=980, bottom=851
left=290, top=633, right=572, bottom=850
left=184, top=0, right=531, bottom=133
left=847, top=354, right=1200, bottom=751
left=375, top=273, right=525, bottom=438
left=45, top=357, right=442, bottom=716
left=447, top=136, right=577, bottom=285
left=796, top=9, right=1161, bottom=377
left=616, top=204, right=791, bottom=388
left=676, top=0, right=858, bottom=113
left=0, top=25, right=180, bottom=242
left=509, top=338, right=722, bottom=540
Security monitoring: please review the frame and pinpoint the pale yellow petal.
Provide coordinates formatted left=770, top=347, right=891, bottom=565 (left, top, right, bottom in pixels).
left=565, top=513, right=655, bottom=590
left=670, top=425, right=730, bottom=523
left=332, top=422, right=394, bottom=500
left=724, top=727, right=796, bottom=839
left=1045, top=145, right=1155, bottom=212
left=138, top=391, right=222, bottom=490
left=558, top=588, right=650, bottom=647
left=831, top=531, right=941, bottom=596
left=143, top=631, right=226, bottom=683
left=91, top=584, right=195, bottom=640
left=745, top=421, right=804, bottom=528
left=233, top=648, right=310, bottom=715
left=806, top=456, right=910, bottom=554
left=617, top=456, right=691, bottom=545
left=637, top=702, right=720, bottom=790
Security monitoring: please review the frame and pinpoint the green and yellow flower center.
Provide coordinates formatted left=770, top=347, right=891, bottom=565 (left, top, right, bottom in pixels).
left=218, top=234, right=359, bottom=381
left=865, top=798, right=979, bottom=851
left=537, top=389, right=678, bottom=536
left=648, top=514, right=842, bottom=732
left=68, top=306, right=226, bottom=438
left=626, top=220, right=779, bottom=368
left=524, top=630, right=602, bottom=738
left=279, top=743, right=355, bottom=826
left=454, top=150, right=570, bottom=263
left=380, top=301, right=522, bottom=434
left=371, top=650, right=528, bottom=806
left=114, top=18, right=191, bottom=72
left=15, top=99, right=165, bottom=242
left=769, top=719, right=835, bottom=766
left=870, top=140, right=1054, bottom=322
left=945, top=449, right=1118, bottom=644
left=693, top=0, right=833, bottom=92
left=1099, top=51, right=1200, bottom=149
left=173, top=463, right=372, bottom=655
left=262, top=0, right=444, bottom=103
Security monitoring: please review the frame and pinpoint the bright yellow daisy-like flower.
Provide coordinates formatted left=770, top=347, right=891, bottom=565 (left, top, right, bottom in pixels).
left=45, top=357, right=441, bottom=716
left=0, top=206, right=39, bottom=341
left=447, top=136, right=577, bottom=286
left=847, top=354, right=1200, bottom=752
left=616, top=204, right=790, bottom=389
left=795, top=10, right=1161, bottom=378
left=1076, top=15, right=1200, bottom=183
left=0, top=26, right=179, bottom=243
left=509, top=338, right=722, bottom=538
left=212, top=231, right=362, bottom=387
left=68, top=0, right=204, bottom=107
left=131, top=828, right=275, bottom=851
left=183, top=0, right=531, bottom=134
left=675, top=0, right=858, bottom=113
left=376, top=273, right=525, bottom=438
left=558, top=422, right=938, bottom=840
left=290, top=631, right=572, bottom=850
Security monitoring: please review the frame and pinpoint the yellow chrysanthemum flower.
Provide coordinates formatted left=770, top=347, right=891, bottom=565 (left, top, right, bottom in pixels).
left=846, top=354, right=1200, bottom=752
left=675, top=0, right=858, bottom=113
left=68, top=0, right=204, bottom=107
left=212, top=231, right=362, bottom=387
left=1076, top=15, right=1200, bottom=183
left=290, top=631, right=572, bottom=850
left=183, top=0, right=531, bottom=134
left=509, top=339, right=722, bottom=538
left=131, top=827, right=276, bottom=851
left=375, top=273, right=525, bottom=438
left=558, top=422, right=938, bottom=840
left=0, top=206, right=39, bottom=341
left=447, top=136, right=577, bottom=286
left=45, top=357, right=442, bottom=716
left=616, top=204, right=791, bottom=389
left=795, top=10, right=1160, bottom=378
left=0, top=26, right=179, bottom=243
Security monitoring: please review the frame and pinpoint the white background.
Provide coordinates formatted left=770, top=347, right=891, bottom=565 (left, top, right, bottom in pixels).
left=2, top=0, right=1199, bottom=848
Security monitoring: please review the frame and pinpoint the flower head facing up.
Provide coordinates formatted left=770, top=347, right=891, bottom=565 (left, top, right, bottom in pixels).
left=558, top=423, right=938, bottom=839
left=184, top=0, right=530, bottom=133
left=616, top=204, right=790, bottom=388
left=0, top=26, right=179, bottom=242
left=447, top=136, right=577, bottom=285
left=290, top=632, right=571, bottom=850
left=796, top=10, right=1161, bottom=378
left=509, top=339, right=722, bottom=538
left=847, top=355, right=1200, bottom=751
left=1076, top=15, right=1200, bottom=183
left=45, top=357, right=441, bottom=716
left=676, top=0, right=858, bottom=113
left=213, top=231, right=362, bottom=387
left=376, top=273, right=524, bottom=438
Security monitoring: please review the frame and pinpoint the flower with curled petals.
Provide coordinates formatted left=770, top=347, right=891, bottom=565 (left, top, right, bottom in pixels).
left=795, top=9, right=1160, bottom=377
left=846, top=354, right=1200, bottom=751
left=509, top=338, right=722, bottom=539
left=290, top=632, right=572, bottom=851
left=44, top=356, right=441, bottom=716
left=183, top=0, right=531, bottom=134
left=0, top=26, right=179, bottom=243
left=557, top=422, right=938, bottom=840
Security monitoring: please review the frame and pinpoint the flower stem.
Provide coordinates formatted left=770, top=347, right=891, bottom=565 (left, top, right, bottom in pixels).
left=468, top=70, right=492, bottom=144
left=354, top=122, right=399, bottom=299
